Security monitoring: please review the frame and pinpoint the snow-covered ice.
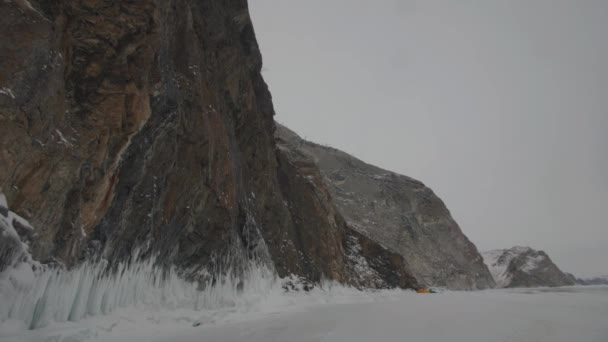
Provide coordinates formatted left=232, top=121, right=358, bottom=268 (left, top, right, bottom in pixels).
left=144, top=286, right=608, bottom=342
left=2, top=285, right=607, bottom=342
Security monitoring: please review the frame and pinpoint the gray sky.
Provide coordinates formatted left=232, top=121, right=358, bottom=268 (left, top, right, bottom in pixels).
left=249, top=0, right=608, bottom=277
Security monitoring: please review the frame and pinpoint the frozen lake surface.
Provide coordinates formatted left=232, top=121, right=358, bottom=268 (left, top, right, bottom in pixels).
left=1, top=286, right=607, bottom=342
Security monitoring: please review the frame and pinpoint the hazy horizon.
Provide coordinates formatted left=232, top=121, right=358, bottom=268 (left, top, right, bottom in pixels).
left=250, top=0, right=608, bottom=277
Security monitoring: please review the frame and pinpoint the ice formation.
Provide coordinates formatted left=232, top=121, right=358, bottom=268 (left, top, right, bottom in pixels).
left=2, top=258, right=277, bottom=329
left=0, top=191, right=277, bottom=330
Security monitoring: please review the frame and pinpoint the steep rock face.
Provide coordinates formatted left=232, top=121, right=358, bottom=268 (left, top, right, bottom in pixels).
left=275, top=124, right=494, bottom=290
left=0, top=0, right=417, bottom=289
left=482, top=247, right=575, bottom=288
left=1, top=0, right=274, bottom=273
left=275, top=138, right=418, bottom=289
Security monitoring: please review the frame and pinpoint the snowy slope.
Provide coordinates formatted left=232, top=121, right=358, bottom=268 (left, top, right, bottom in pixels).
left=482, top=247, right=575, bottom=288
left=481, top=248, right=514, bottom=287
left=482, top=246, right=534, bottom=287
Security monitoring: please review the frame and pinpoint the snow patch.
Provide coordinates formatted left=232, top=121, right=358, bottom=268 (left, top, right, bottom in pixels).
left=482, top=249, right=510, bottom=288
left=55, top=129, right=72, bottom=147
left=0, top=88, right=15, bottom=99
left=0, top=191, right=37, bottom=272
left=346, top=235, right=384, bottom=287
left=521, top=254, right=544, bottom=274
left=482, top=247, right=546, bottom=287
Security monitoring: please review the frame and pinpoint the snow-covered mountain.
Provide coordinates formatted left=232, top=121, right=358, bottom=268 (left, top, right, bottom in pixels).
left=482, top=247, right=575, bottom=288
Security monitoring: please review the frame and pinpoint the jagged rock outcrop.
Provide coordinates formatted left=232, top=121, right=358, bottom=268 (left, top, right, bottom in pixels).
left=482, top=247, right=575, bottom=288
left=275, top=124, right=495, bottom=290
left=0, top=0, right=417, bottom=290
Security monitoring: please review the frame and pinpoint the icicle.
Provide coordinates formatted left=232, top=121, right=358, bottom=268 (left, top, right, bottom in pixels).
left=0, top=189, right=279, bottom=330
left=0, top=257, right=276, bottom=329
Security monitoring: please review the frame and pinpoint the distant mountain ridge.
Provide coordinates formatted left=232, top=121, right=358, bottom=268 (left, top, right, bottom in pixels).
left=482, top=246, right=575, bottom=288
left=576, top=275, right=608, bottom=286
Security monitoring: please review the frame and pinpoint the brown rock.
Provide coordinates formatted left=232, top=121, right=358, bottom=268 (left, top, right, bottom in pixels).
left=0, top=0, right=417, bottom=290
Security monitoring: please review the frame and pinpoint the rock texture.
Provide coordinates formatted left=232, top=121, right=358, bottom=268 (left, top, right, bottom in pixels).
left=0, top=0, right=417, bottom=289
left=275, top=135, right=418, bottom=289
left=275, top=124, right=495, bottom=290
left=482, top=247, right=576, bottom=288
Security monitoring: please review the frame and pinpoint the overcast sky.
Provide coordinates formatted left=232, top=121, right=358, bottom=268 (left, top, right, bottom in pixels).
left=249, top=0, right=608, bottom=277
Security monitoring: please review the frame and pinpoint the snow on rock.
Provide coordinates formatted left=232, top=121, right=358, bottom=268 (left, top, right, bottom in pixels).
left=12, top=0, right=47, bottom=20
left=0, top=190, right=278, bottom=330
left=345, top=235, right=384, bottom=288
left=482, top=246, right=575, bottom=288
left=520, top=254, right=544, bottom=274
left=481, top=249, right=514, bottom=288
left=0, top=88, right=16, bottom=99
left=0, top=190, right=38, bottom=274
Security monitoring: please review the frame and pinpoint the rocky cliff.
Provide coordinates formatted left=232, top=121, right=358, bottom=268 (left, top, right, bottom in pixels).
left=275, top=124, right=495, bottom=290
left=0, top=0, right=417, bottom=290
left=482, top=247, right=575, bottom=288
